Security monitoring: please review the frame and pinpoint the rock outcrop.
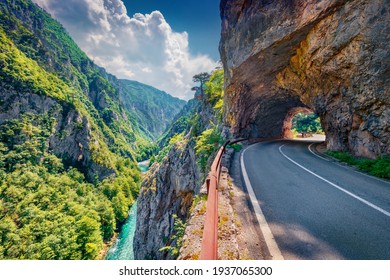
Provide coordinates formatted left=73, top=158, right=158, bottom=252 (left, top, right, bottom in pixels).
left=133, top=94, right=221, bottom=259
left=0, top=84, right=114, bottom=180
left=220, top=0, right=389, bottom=158
left=133, top=138, right=201, bottom=259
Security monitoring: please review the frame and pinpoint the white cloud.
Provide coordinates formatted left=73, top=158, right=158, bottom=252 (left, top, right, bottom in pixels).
left=32, top=0, right=217, bottom=100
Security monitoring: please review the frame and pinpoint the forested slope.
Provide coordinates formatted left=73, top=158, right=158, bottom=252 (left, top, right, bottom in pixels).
left=0, top=0, right=177, bottom=259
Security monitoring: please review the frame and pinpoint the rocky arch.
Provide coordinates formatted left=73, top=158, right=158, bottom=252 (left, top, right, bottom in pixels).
left=220, top=0, right=389, bottom=158
left=282, top=107, right=314, bottom=139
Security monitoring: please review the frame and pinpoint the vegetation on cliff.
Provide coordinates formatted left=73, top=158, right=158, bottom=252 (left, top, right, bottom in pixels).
left=119, top=80, right=186, bottom=141
left=149, top=69, right=225, bottom=171
left=0, top=0, right=179, bottom=259
left=0, top=113, right=140, bottom=259
left=194, top=69, right=225, bottom=171
left=0, top=0, right=184, bottom=160
left=134, top=69, right=225, bottom=259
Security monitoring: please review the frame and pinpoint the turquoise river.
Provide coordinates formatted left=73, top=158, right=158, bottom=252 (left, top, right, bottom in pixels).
left=105, top=202, right=137, bottom=260
left=105, top=161, right=149, bottom=260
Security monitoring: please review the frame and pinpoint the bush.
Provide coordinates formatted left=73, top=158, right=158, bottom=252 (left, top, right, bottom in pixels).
left=204, top=70, right=224, bottom=121
left=195, top=126, right=224, bottom=171
left=227, top=143, right=242, bottom=152
left=366, top=157, right=390, bottom=179
left=159, top=214, right=187, bottom=258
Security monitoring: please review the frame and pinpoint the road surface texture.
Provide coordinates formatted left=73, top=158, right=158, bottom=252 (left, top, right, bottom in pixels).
left=241, top=140, right=390, bottom=260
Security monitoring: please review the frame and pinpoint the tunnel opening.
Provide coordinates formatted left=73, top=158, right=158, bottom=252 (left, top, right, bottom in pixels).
left=282, top=107, right=325, bottom=141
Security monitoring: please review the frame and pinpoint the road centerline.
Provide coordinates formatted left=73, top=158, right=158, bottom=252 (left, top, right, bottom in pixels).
left=278, top=144, right=390, bottom=218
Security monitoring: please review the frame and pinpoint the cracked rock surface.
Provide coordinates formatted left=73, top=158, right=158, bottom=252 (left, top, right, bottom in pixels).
left=220, top=0, right=389, bottom=158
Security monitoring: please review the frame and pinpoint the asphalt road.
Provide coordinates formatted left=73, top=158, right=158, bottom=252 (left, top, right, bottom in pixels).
left=241, top=140, right=390, bottom=260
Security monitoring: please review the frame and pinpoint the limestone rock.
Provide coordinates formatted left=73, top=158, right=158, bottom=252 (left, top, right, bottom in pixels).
left=0, top=84, right=114, bottom=180
left=220, top=0, right=389, bottom=158
left=133, top=138, right=201, bottom=259
left=133, top=96, right=220, bottom=260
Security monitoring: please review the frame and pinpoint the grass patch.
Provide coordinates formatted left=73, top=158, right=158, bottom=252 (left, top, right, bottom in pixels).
left=239, top=251, right=252, bottom=260
left=326, top=151, right=390, bottom=179
left=189, top=195, right=207, bottom=214
left=198, top=201, right=207, bottom=216
left=222, top=249, right=236, bottom=260
left=218, top=215, right=229, bottom=231
left=227, top=143, right=242, bottom=152
left=191, top=227, right=203, bottom=237
left=233, top=212, right=242, bottom=228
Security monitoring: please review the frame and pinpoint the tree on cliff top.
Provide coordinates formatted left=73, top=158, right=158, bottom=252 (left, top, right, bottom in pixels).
left=192, top=72, right=211, bottom=96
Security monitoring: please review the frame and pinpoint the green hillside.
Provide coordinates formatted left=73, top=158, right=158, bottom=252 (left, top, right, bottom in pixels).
left=0, top=0, right=179, bottom=259
left=119, top=80, right=185, bottom=140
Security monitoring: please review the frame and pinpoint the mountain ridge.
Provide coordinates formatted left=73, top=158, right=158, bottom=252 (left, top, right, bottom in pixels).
left=118, top=79, right=186, bottom=141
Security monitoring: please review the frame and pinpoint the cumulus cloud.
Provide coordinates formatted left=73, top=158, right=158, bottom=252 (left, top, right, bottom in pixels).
left=32, top=0, right=216, bottom=100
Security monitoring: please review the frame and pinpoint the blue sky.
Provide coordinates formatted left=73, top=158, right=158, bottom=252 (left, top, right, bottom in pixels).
left=32, top=0, right=220, bottom=100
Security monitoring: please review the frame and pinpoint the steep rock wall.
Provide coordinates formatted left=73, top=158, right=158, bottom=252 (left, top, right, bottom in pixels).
left=133, top=139, right=200, bottom=259
left=220, top=0, right=389, bottom=157
left=0, top=84, right=114, bottom=180
left=133, top=96, right=221, bottom=259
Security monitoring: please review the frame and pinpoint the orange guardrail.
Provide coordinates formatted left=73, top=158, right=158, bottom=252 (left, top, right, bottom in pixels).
left=200, top=139, right=246, bottom=260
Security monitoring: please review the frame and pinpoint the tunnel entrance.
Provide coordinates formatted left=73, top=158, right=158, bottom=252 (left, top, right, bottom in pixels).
left=282, top=107, right=325, bottom=140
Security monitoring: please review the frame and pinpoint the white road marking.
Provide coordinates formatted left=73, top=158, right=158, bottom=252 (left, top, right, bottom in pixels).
left=307, top=143, right=390, bottom=184
left=279, top=144, right=390, bottom=218
left=308, top=143, right=330, bottom=161
left=307, top=142, right=390, bottom=185
left=327, top=156, right=390, bottom=186
left=241, top=146, right=284, bottom=260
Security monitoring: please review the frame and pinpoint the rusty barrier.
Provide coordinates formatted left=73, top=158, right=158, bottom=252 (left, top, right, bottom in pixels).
left=200, top=139, right=246, bottom=260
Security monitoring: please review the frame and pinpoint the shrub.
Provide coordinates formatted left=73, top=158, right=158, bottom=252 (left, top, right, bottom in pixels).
left=227, top=143, right=242, bottom=152
left=159, top=214, right=187, bottom=258
left=195, top=126, right=224, bottom=171
left=326, top=151, right=359, bottom=165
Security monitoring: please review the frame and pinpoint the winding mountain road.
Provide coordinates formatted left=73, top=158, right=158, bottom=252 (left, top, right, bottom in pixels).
left=241, top=140, right=390, bottom=260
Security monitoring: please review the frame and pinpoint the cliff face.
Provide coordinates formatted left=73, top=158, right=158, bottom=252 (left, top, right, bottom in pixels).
left=0, top=85, right=114, bottom=180
left=134, top=83, right=223, bottom=259
left=134, top=138, right=200, bottom=259
left=118, top=80, right=186, bottom=140
left=220, top=0, right=389, bottom=158
left=133, top=99, right=203, bottom=260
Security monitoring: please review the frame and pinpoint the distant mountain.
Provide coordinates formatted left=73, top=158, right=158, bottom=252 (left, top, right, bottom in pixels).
left=156, top=98, right=200, bottom=148
left=0, top=0, right=182, bottom=260
left=118, top=80, right=186, bottom=140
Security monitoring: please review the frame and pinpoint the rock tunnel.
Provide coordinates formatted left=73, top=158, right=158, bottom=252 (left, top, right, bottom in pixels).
left=220, top=0, right=389, bottom=158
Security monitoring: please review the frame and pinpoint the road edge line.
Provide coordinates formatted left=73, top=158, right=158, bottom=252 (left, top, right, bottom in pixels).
left=308, top=143, right=330, bottom=161
left=279, top=144, right=390, bottom=218
left=309, top=144, right=390, bottom=185
left=241, top=145, right=284, bottom=260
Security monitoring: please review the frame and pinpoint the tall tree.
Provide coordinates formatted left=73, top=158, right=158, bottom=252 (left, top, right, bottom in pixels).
left=192, top=72, right=211, bottom=95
